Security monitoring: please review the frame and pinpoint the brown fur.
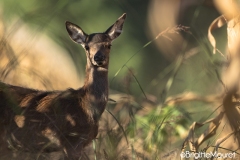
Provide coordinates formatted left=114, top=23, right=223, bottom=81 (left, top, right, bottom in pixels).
left=0, top=13, right=126, bottom=159
left=0, top=83, right=98, bottom=158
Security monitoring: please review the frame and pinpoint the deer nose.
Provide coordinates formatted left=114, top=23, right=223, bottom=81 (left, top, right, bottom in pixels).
left=94, top=53, right=105, bottom=62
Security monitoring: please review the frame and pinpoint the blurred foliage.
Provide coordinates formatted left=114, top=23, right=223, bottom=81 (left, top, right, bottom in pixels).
left=133, top=106, right=188, bottom=150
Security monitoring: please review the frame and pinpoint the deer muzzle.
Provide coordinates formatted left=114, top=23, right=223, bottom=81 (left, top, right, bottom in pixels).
left=94, top=52, right=106, bottom=66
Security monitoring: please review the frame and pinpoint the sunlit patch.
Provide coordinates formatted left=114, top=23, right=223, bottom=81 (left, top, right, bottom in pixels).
left=65, top=114, right=76, bottom=126
left=14, top=115, right=25, bottom=128
left=41, top=127, right=60, bottom=146
left=20, top=94, right=36, bottom=107
left=37, top=94, right=58, bottom=112
left=68, top=132, right=79, bottom=137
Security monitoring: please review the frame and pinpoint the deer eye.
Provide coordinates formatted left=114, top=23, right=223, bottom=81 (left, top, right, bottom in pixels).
left=85, top=45, right=90, bottom=51
left=107, top=44, right=112, bottom=49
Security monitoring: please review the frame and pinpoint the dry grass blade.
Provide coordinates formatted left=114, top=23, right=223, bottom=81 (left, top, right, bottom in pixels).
left=214, top=131, right=235, bottom=153
left=182, top=112, right=224, bottom=152
left=111, top=25, right=190, bottom=84
left=181, top=121, right=201, bottom=152
left=125, top=66, right=147, bottom=100
left=222, top=91, right=240, bottom=146
left=183, top=47, right=199, bottom=60
left=195, top=112, right=224, bottom=148
left=208, top=15, right=227, bottom=54
left=165, top=92, right=222, bottom=105
left=161, top=149, right=179, bottom=160
left=105, top=109, right=129, bottom=145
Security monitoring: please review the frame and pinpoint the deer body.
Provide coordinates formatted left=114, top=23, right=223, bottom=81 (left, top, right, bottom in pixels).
left=0, top=13, right=126, bottom=159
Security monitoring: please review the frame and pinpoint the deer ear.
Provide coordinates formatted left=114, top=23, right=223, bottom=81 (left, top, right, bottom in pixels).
left=105, top=13, right=127, bottom=41
left=65, top=21, right=88, bottom=44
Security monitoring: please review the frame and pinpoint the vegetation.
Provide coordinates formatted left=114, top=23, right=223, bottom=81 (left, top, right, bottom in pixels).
left=0, top=0, right=239, bottom=159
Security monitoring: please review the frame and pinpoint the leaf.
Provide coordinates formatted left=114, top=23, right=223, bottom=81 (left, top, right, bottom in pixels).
left=195, top=112, right=224, bottom=147
left=181, top=112, right=224, bottom=152
left=208, top=15, right=227, bottom=54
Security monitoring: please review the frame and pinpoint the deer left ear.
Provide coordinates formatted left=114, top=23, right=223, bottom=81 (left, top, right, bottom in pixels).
left=66, top=21, right=88, bottom=44
left=105, top=13, right=127, bottom=41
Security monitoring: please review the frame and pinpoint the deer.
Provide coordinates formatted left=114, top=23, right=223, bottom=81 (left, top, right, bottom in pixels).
left=0, top=13, right=126, bottom=159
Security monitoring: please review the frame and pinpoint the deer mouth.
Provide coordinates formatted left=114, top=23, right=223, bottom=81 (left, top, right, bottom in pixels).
left=95, top=60, right=105, bottom=66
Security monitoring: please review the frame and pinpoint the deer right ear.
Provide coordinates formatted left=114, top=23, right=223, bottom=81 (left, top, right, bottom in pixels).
left=105, top=13, right=127, bottom=41
left=65, top=21, right=88, bottom=44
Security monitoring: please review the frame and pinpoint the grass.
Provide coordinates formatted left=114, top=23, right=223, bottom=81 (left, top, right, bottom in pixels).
left=1, top=1, right=240, bottom=159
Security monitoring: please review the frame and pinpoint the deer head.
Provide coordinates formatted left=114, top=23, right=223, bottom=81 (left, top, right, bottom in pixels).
left=65, top=13, right=127, bottom=69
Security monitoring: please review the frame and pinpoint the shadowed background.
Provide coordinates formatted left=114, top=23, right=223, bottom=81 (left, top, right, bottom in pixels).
left=1, top=0, right=238, bottom=159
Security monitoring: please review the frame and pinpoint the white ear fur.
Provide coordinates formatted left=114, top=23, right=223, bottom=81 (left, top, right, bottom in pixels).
left=108, top=29, right=123, bottom=38
left=66, top=21, right=88, bottom=44
left=105, top=13, right=126, bottom=40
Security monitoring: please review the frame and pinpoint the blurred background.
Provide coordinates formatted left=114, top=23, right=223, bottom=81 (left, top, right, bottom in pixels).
left=0, top=0, right=236, bottom=159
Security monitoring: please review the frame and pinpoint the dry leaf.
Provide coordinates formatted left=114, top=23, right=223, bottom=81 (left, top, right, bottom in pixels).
left=214, top=131, right=235, bottom=152
left=182, top=112, right=224, bottom=152
left=195, top=112, right=224, bottom=148
left=208, top=15, right=227, bottom=54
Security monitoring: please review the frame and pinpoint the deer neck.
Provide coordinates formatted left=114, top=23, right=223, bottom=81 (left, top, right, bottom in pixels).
left=82, top=60, right=109, bottom=119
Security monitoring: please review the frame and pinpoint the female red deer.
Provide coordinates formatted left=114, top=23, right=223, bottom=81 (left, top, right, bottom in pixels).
left=0, top=13, right=126, bottom=159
